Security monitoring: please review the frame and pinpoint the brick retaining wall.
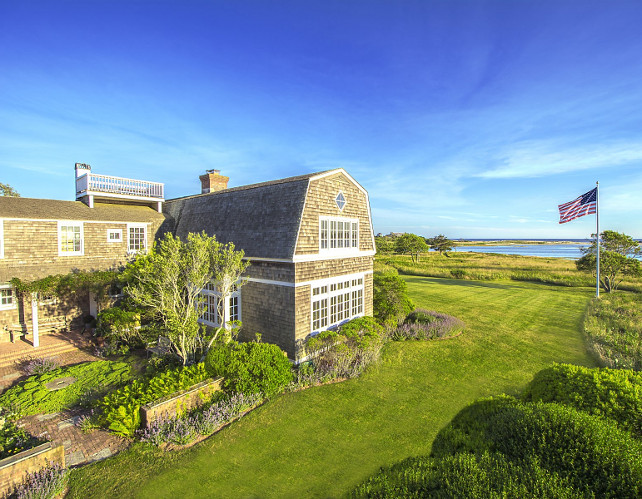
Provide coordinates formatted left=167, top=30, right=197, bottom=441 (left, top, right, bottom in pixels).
left=0, top=442, right=65, bottom=496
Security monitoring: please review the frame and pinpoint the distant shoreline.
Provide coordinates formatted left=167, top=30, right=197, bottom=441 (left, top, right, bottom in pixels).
left=453, top=240, right=590, bottom=246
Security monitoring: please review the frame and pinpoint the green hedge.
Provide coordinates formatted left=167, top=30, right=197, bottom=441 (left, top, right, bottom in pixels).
left=522, top=363, right=642, bottom=436
left=351, top=452, right=584, bottom=499
left=431, top=395, right=642, bottom=498
left=205, top=341, right=292, bottom=398
left=0, top=361, right=131, bottom=416
left=97, top=363, right=210, bottom=437
left=338, top=316, right=385, bottom=349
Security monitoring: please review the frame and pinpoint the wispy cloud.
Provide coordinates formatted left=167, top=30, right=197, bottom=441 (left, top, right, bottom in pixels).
left=477, top=141, right=642, bottom=178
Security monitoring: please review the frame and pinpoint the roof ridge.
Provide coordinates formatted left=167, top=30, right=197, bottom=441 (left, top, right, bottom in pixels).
left=166, top=168, right=341, bottom=203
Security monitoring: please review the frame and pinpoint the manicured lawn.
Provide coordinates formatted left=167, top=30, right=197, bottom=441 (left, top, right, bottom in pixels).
left=67, top=277, right=595, bottom=498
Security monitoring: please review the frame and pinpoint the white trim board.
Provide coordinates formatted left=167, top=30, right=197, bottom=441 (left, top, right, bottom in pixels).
left=244, top=250, right=375, bottom=264
left=246, top=270, right=373, bottom=289
left=0, top=217, right=151, bottom=225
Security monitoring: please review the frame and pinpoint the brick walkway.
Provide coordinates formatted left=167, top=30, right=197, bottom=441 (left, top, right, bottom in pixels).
left=1, top=331, right=131, bottom=467
left=19, top=409, right=130, bottom=467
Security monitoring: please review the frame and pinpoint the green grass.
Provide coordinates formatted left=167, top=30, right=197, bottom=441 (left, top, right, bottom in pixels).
left=67, top=277, right=595, bottom=498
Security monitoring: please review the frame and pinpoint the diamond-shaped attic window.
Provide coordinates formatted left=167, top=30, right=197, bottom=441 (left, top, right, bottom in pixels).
left=335, top=192, right=346, bottom=210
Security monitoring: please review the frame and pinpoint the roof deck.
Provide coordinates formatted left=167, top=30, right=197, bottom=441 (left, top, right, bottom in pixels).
left=76, top=172, right=164, bottom=210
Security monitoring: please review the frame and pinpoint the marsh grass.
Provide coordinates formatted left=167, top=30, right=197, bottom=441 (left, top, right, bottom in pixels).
left=583, top=293, right=642, bottom=370
left=381, top=253, right=642, bottom=292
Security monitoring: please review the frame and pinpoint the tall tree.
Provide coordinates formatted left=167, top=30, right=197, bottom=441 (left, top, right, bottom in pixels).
left=375, top=235, right=395, bottom=255
left=576, top=230, right=641, bottom=293
left=395, top=233, right=429, bottom=262
left=124, top=232, right=249, bottom=364
left=426, top=234, right=454, bottom=256
left=0, top=183, right=20, bottom=197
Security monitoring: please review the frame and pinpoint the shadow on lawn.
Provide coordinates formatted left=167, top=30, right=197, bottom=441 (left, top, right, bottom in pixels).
left=406, top=276, right=520, bottom=290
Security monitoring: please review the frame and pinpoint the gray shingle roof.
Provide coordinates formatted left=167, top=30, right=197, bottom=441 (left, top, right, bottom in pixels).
left=0, top=197, right=165, bottom=223
left=164, top=171, right=336, bottom=259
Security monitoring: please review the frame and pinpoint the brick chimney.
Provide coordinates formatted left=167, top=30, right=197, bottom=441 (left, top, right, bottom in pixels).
left=199, top=169, right=229, bottom=194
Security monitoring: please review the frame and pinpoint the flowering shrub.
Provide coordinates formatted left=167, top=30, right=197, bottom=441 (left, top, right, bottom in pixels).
left=392, top=309, right=464, bottom=341
left=138, top=392, right=262, bottom=446
left=17, top=357, right=60, bottom=376
left=15, top=463, right=68, bottom=499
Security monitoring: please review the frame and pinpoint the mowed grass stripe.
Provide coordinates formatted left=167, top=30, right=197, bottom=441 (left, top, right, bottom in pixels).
left=67, top=277, right=594, bottom=499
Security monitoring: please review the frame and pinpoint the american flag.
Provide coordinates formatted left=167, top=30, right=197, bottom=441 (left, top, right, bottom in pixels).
left=558, top=188, right=597, bottom=224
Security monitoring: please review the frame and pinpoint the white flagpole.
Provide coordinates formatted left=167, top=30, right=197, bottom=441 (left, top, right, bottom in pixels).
left=595, top=182, right=600, bottom=298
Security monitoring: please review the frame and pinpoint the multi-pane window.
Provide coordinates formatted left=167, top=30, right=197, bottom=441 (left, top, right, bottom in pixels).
left=198, top=281, right=241, bottom=327
left=229, top=295, right=239, bottom=322
left=107, top=229, right=122, bottom=242
left=58, top=222, right=83, bottom=255
left=311, top=276, right=364, bottom=333
left=0, top=285, right=15, bottom=310
left=319, top=217, right=358, bottom=252
left=127, top=225, right=146, bottom=253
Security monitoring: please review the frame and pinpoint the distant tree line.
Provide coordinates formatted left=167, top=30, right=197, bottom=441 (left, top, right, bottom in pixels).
left=375, top=233, right=454, bottom=260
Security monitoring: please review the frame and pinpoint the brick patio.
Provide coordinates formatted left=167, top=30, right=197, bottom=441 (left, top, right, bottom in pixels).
left=1, top=330, right=131, bottom=467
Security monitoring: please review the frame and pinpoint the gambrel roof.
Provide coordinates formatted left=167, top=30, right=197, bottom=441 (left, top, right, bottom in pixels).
left=163, top=172, right=326, bottom=259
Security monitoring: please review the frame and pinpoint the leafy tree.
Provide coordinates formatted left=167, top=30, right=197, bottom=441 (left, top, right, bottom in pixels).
left=124, top=232, right=249, bottom=364
left=0, top=183, right=20, bottom=197
left=576, top=230, right=641, bottom=293
left=426, top=234, right=454, bottom=256
left=375, top=236, right=395, bottom=255
left=373, top=270, right=414, bottom=326
left=395, top=233, right=429, bottom=262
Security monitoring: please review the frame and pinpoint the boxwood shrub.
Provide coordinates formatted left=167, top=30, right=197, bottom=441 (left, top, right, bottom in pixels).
left=431, top=395, right=642, bottom=498
left=351, top=452, right=583, bottom=499
left=97, top=363, right=210, bottom=437
left=522, top=363, right=642, bottom=436
left=0, top=361, right=132, bottom=416
left=205, top=340, right=292, bottom=398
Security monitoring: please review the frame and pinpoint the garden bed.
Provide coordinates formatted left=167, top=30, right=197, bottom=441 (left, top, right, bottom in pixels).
left=0, top=442, right=65, bottom=496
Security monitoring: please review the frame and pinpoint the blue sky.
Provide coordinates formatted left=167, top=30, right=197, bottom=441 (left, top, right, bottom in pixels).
left=1, top=0, right=641, bottom=239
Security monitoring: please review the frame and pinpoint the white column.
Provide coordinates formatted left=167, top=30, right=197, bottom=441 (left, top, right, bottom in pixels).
left=89, top=291, right=98, bottom=318
left=31, top=293, right=40, bottom=348
left=157, top=201, right=163, bottom=213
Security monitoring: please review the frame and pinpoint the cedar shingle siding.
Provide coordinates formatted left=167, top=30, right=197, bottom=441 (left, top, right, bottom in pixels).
left=1, top=168, right=374, bottom=360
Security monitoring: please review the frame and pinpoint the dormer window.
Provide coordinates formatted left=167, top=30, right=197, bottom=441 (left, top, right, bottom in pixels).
left=319, top=216, right=358, bottom=251
left=335, top=192, right=346, bottom=210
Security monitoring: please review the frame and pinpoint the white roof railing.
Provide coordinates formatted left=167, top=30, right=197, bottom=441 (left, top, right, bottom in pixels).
left=76, top=173, right=164, bottom=200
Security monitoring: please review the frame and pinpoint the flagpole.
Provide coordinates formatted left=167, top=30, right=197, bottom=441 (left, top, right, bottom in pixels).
left=595, top=182, right=600, bottom=298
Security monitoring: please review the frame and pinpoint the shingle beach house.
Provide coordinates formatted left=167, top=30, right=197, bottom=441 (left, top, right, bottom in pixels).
left=0, top=165, right=374, bottom=360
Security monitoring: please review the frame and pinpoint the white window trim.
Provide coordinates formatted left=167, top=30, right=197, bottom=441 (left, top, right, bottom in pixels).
left=319, top=216, right=359, bottom=256
left=38, top=292, right=58, bottom=306
left=0, top=219, right=4, bottom=259
left=310, top=273, right=365, bottom=335
left=57, top=221, right=84, bottom=256
left=127, top=224, right=147, bottom=254
left=335, top=191, right=347, bottom=211
left=198, top=281, right=242, bottom=328
left=0, top=284, right=17, bottom=311
left=107, top=229, right=123, bottom=243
